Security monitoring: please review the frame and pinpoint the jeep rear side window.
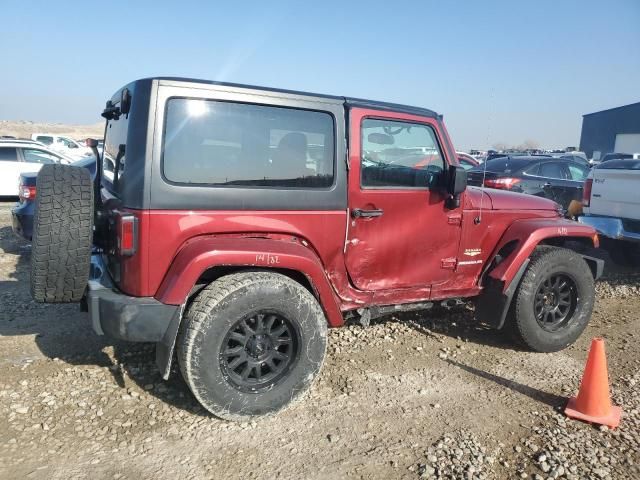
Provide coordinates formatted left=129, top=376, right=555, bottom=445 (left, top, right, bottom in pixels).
left=103, top=109, right=128, bottom=192
left=162, top=99, right=334, bottom=188
left=361, top=118, right=444, bottom=188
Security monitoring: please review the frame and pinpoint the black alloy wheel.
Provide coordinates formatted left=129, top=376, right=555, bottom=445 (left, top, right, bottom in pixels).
left=221, top=312, right=299, bottom=392
left=533, top=274, right=578, bottom=332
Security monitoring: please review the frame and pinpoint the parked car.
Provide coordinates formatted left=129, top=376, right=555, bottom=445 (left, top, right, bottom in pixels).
left=467, top=156, right=590, bottom=211
left=29, top=77, right=601, bottom=421
left=579, top=159, right=640, bottom=266
left=0, top=141, right=70, bottom=196
left=12, top=156, right=96, bottom=240
left=30, top=133, right=93, bottom=160
left=456, top=152, right=480, bottom=170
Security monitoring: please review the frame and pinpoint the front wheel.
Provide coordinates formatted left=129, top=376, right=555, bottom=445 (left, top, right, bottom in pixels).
left=507, top=246, right=595, bottom=352
left=177, top=271, right=328, bottom=421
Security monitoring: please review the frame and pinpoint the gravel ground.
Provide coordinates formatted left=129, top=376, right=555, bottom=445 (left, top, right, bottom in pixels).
left=0, top=201, right=638, bottom=479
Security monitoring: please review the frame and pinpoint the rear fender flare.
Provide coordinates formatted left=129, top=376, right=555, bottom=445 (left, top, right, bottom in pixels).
left=154, top=236, right=343, bottom=379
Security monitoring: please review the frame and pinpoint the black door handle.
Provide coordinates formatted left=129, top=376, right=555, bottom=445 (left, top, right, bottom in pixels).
left=542, top=182, right=552, bottom=188
left=351, top=208, right=384, bottom=218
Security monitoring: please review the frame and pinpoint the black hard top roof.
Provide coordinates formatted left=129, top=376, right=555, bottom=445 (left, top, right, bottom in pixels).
left=144, top=77, right=440, bottom=119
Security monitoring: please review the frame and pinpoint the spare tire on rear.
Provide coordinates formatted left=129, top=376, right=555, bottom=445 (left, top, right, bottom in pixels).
left=30, top=164, right=94, bottom=303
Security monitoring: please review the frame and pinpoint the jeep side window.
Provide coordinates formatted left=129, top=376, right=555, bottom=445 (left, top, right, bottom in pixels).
left=162, top=99, right=335, bottom=188
left=103, top=105, right=129, bottom=194
left=360, top=118, right=444, bottom=188
left=36, top=136, right=53, bottom=145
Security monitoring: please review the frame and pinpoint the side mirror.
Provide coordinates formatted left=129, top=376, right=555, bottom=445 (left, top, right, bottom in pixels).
left=447, top=165, right=467, bottom=195
left=85, top=138, right=99, bottom=148
left=445, top=165, right=467, bottom=209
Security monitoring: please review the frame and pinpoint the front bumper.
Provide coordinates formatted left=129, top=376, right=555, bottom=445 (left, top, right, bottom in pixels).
left=87, top=255, right=179, bottom=342
left=578, top=215, right=640, bottom=243
left=11, top=201, right=34, bottom=241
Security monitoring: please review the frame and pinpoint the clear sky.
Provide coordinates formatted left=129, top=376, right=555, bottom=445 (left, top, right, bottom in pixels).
left=1, top=0, right=638, bottom=150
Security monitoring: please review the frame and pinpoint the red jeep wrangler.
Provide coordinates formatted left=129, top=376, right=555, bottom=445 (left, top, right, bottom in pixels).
left=30, top=77, right=602, bottom=420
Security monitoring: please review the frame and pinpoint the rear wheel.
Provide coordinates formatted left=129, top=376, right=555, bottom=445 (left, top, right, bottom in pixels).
left=30, top=164, right=93, bottom=303
left=507, top=246, right=595, bottom=352
left=177, top=271, right=328, bottom=420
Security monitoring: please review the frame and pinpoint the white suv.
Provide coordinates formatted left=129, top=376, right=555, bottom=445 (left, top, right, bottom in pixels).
left=31, top=133, right=93, bottom=160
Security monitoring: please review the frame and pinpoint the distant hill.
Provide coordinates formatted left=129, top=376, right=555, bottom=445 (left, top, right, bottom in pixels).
left=0, top=120, right=104, bottom=141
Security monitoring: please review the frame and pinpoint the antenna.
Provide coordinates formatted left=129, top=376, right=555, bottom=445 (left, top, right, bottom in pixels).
left=475, top=89, right=494, bottom=225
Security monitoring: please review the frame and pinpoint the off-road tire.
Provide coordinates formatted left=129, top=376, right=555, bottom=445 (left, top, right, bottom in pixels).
left=30, top=164, right=93, bottom=303
left=177, top=271, right=328, bottom=421
left=507, top=246, right=594, bottom=352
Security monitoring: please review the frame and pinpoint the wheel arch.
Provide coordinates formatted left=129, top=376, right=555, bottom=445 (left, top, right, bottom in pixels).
left=476, top=218, right=601, bottom=330
left=154, top=236, right=344, bottom=380
left=482, top=218, right=599, bottom=289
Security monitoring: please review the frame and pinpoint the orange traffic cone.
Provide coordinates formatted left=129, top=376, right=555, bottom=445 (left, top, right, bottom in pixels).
left=565, top=338, right=622, bottom=428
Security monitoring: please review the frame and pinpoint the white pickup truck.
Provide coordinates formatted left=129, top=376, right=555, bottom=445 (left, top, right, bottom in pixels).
left=579, top=158, right=640, bottom=266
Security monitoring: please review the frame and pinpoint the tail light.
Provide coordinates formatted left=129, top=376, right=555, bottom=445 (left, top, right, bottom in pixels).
left=18, top=184, right=37, bottom=201
left=117, top=214, right=138, bottom=256
left=582, top=178, right=593, bottom=207
left=484, top=177, right=521, bottom=190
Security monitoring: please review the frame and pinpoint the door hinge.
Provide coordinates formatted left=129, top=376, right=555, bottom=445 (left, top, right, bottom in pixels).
left=441, top=258, right=457, bottom=269
left=447, top=214, right=462, bottom=225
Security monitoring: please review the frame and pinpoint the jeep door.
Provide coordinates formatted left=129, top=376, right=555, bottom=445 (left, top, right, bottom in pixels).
left=344, top=107, right=462, bottom=292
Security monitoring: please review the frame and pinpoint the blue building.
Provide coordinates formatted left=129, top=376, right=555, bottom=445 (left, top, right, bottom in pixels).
left=579, top=102, right=640, bottom=160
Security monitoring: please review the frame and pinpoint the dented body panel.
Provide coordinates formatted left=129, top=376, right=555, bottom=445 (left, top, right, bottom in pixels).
left=154, top=235, right=345, bottom=327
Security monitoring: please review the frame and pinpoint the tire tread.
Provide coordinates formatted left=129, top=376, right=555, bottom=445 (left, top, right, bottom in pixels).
left=30, top=164, right=93, bottom=303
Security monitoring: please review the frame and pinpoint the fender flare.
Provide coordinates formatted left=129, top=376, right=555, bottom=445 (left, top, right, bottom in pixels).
left=153, top=236, right=344, bottom=379
left=475, top=218, right=599, bottom=329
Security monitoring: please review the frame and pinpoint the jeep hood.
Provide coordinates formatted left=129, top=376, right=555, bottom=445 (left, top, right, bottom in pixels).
left=466, top=187, right=558, bottom=210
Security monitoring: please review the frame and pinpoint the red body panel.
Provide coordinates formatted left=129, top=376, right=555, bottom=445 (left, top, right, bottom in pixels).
left=154, top=235, right=345, bottom=327
left=344, top=108, right=462, bottom=291
left=120, top=210, right=346, bottom=298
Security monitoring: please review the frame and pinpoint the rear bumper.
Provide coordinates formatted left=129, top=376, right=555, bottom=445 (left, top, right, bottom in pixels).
left=87, top=255, right=178, bottom=342
left=578, top=215, right=640, bottom=243
left=11, top=201, right=34, bottom=241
